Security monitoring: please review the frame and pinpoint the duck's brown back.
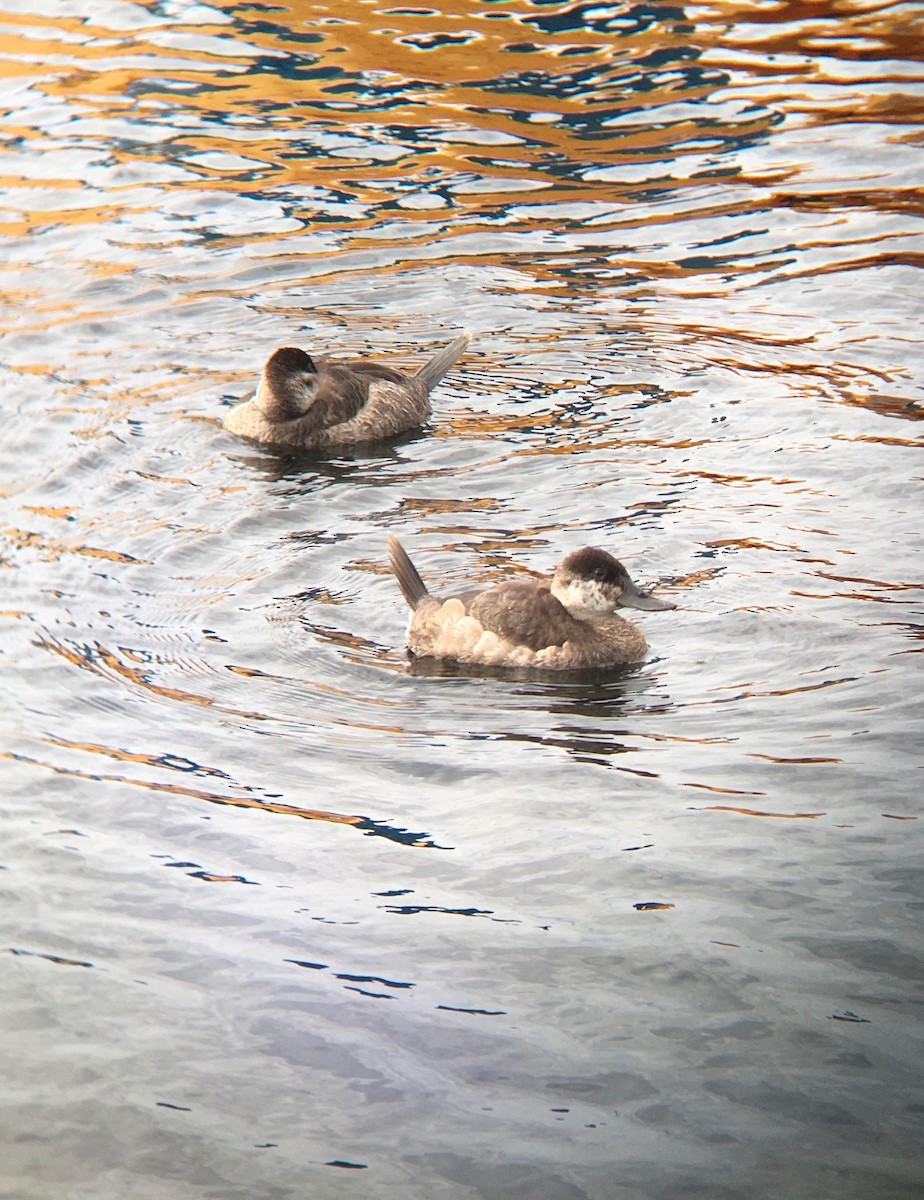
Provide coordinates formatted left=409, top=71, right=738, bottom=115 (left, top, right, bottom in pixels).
left=311, top=375, right=428, bottom=446
left=467, top=581, right=580, bottom=652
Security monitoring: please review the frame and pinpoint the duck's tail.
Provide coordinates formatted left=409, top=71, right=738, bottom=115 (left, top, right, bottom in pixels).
left=414, top=330, right=474, bottom=392
left=388, top=535, right=429, bottom=611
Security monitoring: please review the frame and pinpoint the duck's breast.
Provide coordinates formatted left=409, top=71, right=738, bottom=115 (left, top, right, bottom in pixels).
left=222, top=399, right=273, bottom=441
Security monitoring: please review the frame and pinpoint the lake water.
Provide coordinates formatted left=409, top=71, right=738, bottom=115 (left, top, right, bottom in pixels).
left=1, top=2, right=922, bottom=1198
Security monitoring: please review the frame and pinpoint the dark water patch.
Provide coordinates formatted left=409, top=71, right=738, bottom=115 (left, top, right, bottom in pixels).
left=6, top=948, right=94, bottom=969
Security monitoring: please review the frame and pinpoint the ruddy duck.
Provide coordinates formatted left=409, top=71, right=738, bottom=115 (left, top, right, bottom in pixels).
left=387, top=535, right=675, bottom=671
left=222, top=330, right=473, bottom=449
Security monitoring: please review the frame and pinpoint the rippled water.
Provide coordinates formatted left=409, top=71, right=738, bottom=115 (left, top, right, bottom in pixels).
left=2, top=2, right=922, bottom=1198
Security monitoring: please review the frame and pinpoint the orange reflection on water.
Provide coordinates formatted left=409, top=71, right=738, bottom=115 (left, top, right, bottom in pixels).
left=3, top=747, right=362, bottom=825
left=38, top=633, right=267, bottom=719
left=0, top=0, right=918, bottom=261
left=4, top=744, right=440, bottom=846
left=686, top=781, right=767, bottom=797
left=747, top=753, right=842, bottom=764
left=702, top=803, right=826, bottom=818
left=2, top=525, right=142, bottom=564
left=695, top=0, right=922, bottom=76
left=0, top=0, right=761, bottom=236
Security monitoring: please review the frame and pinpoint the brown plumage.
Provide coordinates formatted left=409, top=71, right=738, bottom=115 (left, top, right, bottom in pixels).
left=387, top=536, right=675, bottom=672
left=222, top=331, right=473, bottom=449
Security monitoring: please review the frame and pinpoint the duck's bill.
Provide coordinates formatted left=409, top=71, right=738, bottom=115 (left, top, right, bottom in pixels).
left=618, top=582, right=676, bottom=612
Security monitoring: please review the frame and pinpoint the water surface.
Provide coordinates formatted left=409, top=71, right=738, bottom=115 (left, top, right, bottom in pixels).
left=1, top=2, right=922, bottom=1198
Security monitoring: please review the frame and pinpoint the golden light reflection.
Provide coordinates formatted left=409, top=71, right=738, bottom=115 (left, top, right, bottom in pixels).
left=0, top=0, right=770, bottom=250
left=2, top=525, right=143, bottom=564
left=226, top=658, right=407, bottom=706
left=747, top=753, right=841, bottom=764
left=3, top=746, right=441, bottom=847
left=694, top=0, right=922, bottom=76
left=37, top=633, right=268, bottom=720
left=702, top=803, right=826, bottom=818
left=189, top=872, right=256, bottom=884
left=0, top=0, right=918, bottom=302
left=686, top=781, right=767, bottom=796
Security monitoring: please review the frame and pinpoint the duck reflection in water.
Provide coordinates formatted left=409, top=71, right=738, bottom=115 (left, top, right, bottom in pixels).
left=388, top=536, right=675, bottom=672
left=223, top=330, right=473, bottom=450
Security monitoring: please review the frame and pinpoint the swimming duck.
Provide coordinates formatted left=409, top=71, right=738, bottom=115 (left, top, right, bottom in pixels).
left=387, top=535, right=675, bottom=671
left=222, top=330, right=473, bottom=449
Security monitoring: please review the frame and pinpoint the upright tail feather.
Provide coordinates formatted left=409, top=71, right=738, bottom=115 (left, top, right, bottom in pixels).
left=414, top=330, right=474, bottom=392
left=388, top=535, right=430, bottom=610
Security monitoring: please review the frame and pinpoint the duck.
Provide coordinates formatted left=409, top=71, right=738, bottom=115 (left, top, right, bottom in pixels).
left=222, top=330, right=473, bottom=449
left=387, top=535, right=675, bottom=671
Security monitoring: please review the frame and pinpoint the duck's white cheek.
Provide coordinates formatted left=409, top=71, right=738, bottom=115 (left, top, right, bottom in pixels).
left=587, top=580, right=613, bottom=610
left=557, top=578, right=611, bottom=613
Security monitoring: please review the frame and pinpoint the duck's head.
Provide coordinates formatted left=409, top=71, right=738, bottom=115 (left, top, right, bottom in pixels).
left=255, top=346, right=318, bottom=422
left=550, top=547, right=675, bottom=617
